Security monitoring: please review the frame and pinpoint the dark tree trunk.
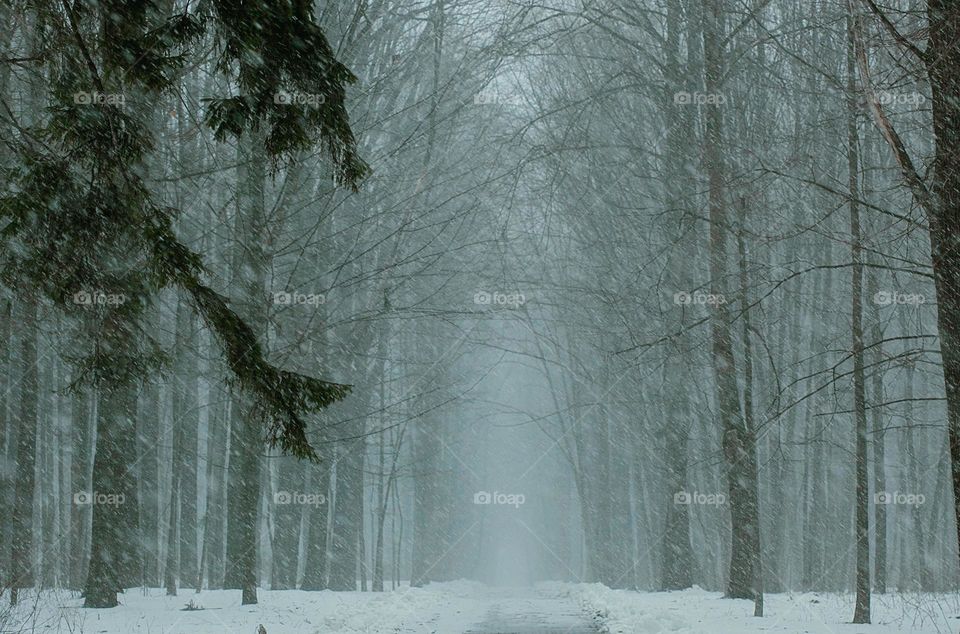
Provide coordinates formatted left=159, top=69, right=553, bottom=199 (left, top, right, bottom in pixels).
left=0, top=298, right=12, bottom=588
left=203, top=377, right=230, bottom=589
left=224, top=129, right=268, bottom=605
left=301, top=455, right=332, bottom=590
left=164, top=475, right=179, bottom=596
left=166, top=297, right=199, bottom=595
left=658, top=0, right=696, bottom=592
left=866, top=253, right=886, bottom=595
left=138, top=380, right=161, bottom=588
left=372, top=328, right=392, bottom=592
left=328, top=434, right=364, bottom=591
left=372, top=427, right=387, bottom=593
left=701, top=0, right=756, bottom=600
left=270, top=455, right=301, bottom=589
left=70, top=386, right=92, bottom=590
left=84, top=384, right=140, bottom=608
left=660, top=417, right=692, bottom=590
left=10, top=297, right=38, bottom=605
left=925, top=0, right=960, bottom=587
left=847, top=9, right=870, bottom=620
left=737, top=199, right=763, bottom=617
left=224, top=395, right=261, bottom=604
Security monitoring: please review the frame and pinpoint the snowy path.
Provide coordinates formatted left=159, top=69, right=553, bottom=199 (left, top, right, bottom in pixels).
left=463, top=588, right=598, bottom=634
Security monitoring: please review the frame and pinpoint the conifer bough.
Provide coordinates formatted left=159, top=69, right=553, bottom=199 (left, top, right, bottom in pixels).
left=0, top=0, right=368, bottom=460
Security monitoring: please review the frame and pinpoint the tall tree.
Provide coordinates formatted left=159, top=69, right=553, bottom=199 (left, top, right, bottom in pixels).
left=847, top=3, right=870, bottom=620
left=701, top=0, right=757, bottom=600
left=9, top=296, right=38, bottom=605
left=854, top=0, right=960, bottom=577
left=223, top=130, right=269, bottom=605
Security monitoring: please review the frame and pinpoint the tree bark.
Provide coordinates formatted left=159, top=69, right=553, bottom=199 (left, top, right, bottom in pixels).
left=924, top=0, right=960, bottom=585
left=223, top=130, right=268, bottom=605
left=701, top=0, right=756, bottom=600
left=855, top=0, right=960, bottom=584
left=10, top=297, right=38, bottom=605
left=166, top=296, right=199, bottom=595
left=847, top=7, right=870, bottom=619
left=84, top=382, right=140, bottom=608
left=737, top=199, right=763, bottom=616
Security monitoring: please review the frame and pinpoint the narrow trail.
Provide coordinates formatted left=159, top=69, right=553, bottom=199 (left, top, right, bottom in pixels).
left=462, top=588, right=598, bottom=634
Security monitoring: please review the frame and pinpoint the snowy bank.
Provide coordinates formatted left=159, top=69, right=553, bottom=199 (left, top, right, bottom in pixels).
left=547, top=583, right=960, bottom=634
left=2, top=581, right=488, bottom=634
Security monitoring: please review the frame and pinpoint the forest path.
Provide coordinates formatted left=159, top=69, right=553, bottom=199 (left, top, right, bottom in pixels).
left=462, top=587, right=598, bottom=634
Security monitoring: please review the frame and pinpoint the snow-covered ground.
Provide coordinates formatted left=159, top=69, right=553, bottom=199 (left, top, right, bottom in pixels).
left=1, top=581, right=490, bottom=634
left=463, top=586, right=596, bottom=632
left=4, top=582, right=958, bottom=633
left=554, top=583, right=960, bottom=634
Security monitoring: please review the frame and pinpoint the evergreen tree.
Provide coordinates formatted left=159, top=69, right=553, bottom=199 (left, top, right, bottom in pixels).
left=1, top=0, right=366, bottom=606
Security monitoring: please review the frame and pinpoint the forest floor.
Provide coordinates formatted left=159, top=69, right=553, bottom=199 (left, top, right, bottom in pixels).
left=558, top=582, right=960, bottom=634
left=2, top=581, right=958, bottom=633
left=1, top=580, right=489, bottom=634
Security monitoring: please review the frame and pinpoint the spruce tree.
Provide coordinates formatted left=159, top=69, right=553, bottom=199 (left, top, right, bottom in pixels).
left=1, top=0, right=367, bottom=606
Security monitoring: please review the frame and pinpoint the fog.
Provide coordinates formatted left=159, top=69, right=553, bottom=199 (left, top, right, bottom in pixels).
left=1, top=0, right=959, bottom=632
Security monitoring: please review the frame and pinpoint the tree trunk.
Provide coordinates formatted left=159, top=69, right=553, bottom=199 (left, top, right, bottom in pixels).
left=701, top=0, right=755, bottom=600
left=328, top=416, right=366, bottom=590
left=660, top=414, right=692, bottom=590
left=202, top=373, right=230, bottom=589
left=83, top=382, right=140, bottom=608
left=166, top=296, right=199, bottom=595
left=847, top=9, right=870, bottom=619
left=70, top=386, right=93, bottom=590
left=863, top=131, right=887, bottom=594
left=737, top=199, right=763, bottom=617
left=900, top=329, right=932, bottom=590
left=0, top=298, right=12, bottom=588
left=138, top=379, right=161, bottom=588
left=223, top=130, right=268, bottom=606
left=372, top=323, right=392, bottom=592
left=924, top=0, right=960, bottom=586
left=270, top=453, right=301, bottom=589
left=301, top=453, right=332, bottom=590
left=372, top=424, right=387, bottom=592
left=10, top=297, right=38, bottom=605
left=411, top=406, right=444, bottom=588
left=868, top=266, right=886, bottom=594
